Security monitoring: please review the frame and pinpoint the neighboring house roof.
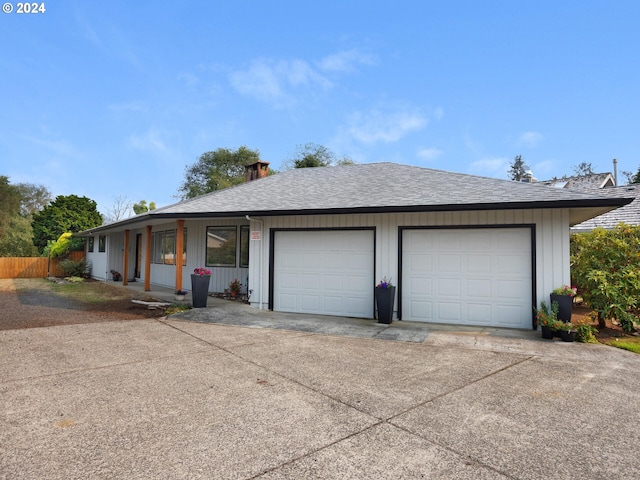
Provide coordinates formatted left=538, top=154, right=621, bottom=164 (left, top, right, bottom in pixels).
left=571, top=184, right=640, bottom=232
left=82, top=163, right=633, bottom=234
left=540, top=172, right=616, bottom=191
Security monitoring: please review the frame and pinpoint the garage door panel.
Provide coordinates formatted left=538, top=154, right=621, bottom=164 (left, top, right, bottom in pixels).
left=438, top=302, right=461, bottom=321
left=467, top=304, right=492, bottom=324
left=407, top=253, right=433, bottom=272
left=466, top=278, right=491, bottom=297
left=467, top=254, right=491, bottom=272
left=409, top=300, right=432, bottom=319
left=402, top=228, right=532, bottom=329
left=409, top=277, right=432, bottom=295
left=438, top=255, right=461, bottom=272
left=438, top=278, right=461, bottom=296
left=274, top=230, right=374, bottom=318
left=496, top=279, right=526, bottom=298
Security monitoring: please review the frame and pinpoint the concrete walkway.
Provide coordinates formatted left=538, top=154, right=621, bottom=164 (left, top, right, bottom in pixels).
left=2, top=291, right=639, bottom=479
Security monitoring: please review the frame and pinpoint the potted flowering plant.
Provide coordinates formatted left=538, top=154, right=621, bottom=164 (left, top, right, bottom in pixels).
left=550, top=285, right=577, bottom=323
left=229, top=279, right=241, bottom=299
left=557, top=321, right=577, bottom=342
left=536, top=301, right=562, bottom=339
left=174, top=289, right=187, bottom=301
left=191, top=267, right=212, bottom=308
left=375, top=276, right=395, bottom=324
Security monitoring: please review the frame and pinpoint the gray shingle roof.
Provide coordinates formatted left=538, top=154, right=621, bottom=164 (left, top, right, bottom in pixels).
left=155, top=163, right=628, bottom=214
left=540, top=173, right=615, bottom=191
left=571, top=185, right=640, bottom=231
left=85, top=163, right=634, bottom=233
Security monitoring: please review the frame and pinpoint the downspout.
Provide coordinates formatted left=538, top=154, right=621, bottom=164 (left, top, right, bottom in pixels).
left=246, top=215, right=264, bottom=309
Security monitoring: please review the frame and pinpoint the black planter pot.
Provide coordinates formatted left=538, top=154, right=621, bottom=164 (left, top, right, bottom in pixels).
left=191, top=274, right=211, bottom=308
left=561, top=330, right=577, bottom=342
left=375, top=286, right=395, bottom=324
left=541, top=326, right=554, bottom=339
left=550, top=294, right=573, bottom=323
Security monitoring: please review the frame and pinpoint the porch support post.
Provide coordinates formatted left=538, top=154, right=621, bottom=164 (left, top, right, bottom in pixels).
left=175, top=219, right=184, bottom=292
left=122, top=229, right=130, bottom=286
left=145, top=225, right=152, bottom=292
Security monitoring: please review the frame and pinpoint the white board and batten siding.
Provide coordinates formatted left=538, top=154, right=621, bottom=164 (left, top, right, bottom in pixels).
left=248, top=209, right=570, bottom=327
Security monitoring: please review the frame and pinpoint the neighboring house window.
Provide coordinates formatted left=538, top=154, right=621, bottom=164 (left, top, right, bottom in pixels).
left=240, top=225, right=249, bottom=268
left=88, top=237, right=94, bottom=253
left=98, top=235, right=106, bottom=252
left=151, top=229, right=187, bottom=265
left=206, top=226, right=236, bottom=267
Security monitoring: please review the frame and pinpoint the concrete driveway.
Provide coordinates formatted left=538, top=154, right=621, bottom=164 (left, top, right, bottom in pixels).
left=1, top=303, right=639, bottom=479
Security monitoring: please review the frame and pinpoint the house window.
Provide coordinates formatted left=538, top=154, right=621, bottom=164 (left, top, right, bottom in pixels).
left=98, top=235, right=106, bottom=252
left=151, top=229, right=187, bottom=265
left=206, top=226, right=237, bottom=267
left=164, top=230, right=176, bottom=264
left=88, top=237, right=94, bottom=253
left=182, top=229, right=187, bottom=266
left=240, top=225, right=249, bottom=268
left=153, top=231, right=164, bottom=264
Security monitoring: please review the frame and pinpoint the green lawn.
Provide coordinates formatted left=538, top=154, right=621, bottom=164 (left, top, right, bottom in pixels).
left=606, top=337, right=640, bottom=354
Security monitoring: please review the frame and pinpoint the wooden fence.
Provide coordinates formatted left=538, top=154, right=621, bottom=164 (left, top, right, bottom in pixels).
left=0, top=251, right=86, bottom=279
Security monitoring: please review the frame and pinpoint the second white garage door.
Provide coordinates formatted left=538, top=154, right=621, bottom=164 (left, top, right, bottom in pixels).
left=401, top=228, right=533, bottom=329
left=273, top=230, right=374, bottom=318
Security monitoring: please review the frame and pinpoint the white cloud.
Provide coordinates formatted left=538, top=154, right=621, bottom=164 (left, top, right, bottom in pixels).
left=229, top=58, right=331, bottom=105
left=347, top=107, right=428, bottom=144
left=108, top=101, right=147, bottom=113
left=128, top=128, right=170, bottom=155
left=417, top=147, right=443, bottom=161
left=317, top=49, right=376, bottom=73
left=519, top=131, right=543, bottom=147
left=469, top=157, right=510, bottom=178
left=178, top=72, right=200, bottom=88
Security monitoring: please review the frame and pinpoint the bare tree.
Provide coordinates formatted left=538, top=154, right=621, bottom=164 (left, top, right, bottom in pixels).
left=104, top=195, right=133, bottom=223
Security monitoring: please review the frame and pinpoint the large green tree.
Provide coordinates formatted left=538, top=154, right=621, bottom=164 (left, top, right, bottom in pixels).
left=284, top=143, right=354, bottom=169
left=132, top=200, right=157, bottom=214
left=178, top=146, right=261, bottom=199
left=0, top=177, right=47, bottom=256
left=16, top=183, right=52, bottom=217
left=31, top=194, right=103, bottom=253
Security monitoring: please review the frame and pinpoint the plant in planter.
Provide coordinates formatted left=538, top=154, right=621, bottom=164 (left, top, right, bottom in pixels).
left=191, top=267, right=212, bottom=308
left=110, top=269, right=121, bottom=281
left=375, top=276, right=395, bottom=324
left=536, top=301, right=563, bottom=339
left=557, top=321, right=577, bottom=342
left=550, top=285, right=577, bottom=323
left=174, top=289, right=187, bottom=301
left=229, top=279, right=241, bottom=299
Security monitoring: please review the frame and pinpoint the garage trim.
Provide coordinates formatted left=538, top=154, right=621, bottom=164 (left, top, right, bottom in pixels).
left=268, top=227, right=377, bottom=313
left=397, top=224, right=537, bottom=329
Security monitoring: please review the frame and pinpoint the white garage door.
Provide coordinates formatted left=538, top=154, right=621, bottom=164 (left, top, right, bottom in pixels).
left=402, top=228, right=533, bottom=328
left=273, top=230, right=374, bottom=318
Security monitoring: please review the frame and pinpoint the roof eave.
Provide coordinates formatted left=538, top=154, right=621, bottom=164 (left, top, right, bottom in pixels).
left=77, top=197, right=633, bottom=235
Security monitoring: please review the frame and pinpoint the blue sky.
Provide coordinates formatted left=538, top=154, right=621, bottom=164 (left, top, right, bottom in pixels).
left=1, top=1, right=639, bottom=217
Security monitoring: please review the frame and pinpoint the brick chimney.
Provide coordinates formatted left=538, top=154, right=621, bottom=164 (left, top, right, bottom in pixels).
left=245, top=160, right=270, bottom=182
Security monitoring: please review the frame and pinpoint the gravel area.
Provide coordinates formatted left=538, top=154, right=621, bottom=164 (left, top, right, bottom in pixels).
left=0, top=278, right=165, bottom=330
